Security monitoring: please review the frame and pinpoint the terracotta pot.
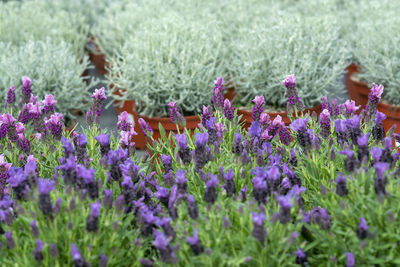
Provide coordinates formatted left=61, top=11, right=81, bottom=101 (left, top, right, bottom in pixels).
left=237, top=104, right=323, bottom=129
left=87, top=38, right=108, bottom=76
left=114, top=97, right=200, bottom=150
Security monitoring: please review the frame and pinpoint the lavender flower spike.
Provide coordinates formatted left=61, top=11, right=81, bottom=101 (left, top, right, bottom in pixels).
left=366, top=83, right=384, bottom=116
left=138, top=118, right=153, bottom=137
left=346, top=252, right=355, bottom=267
left=43, top=94, right=57, bottom=114
left=343, top=100, right=360, bottom=117
left=71, top=243, right=90, bottom=267
left=22, top=76, right=32, bottom=103
left=34, top=239, right=44, bottom=262
left=6, top=86, right=16, bottom=107
left=372, top=111, right=386, bottom=141
left=95, top=133, right=111, bottom=157
left=356, top=217, right=369, bottom=240
left=283, top=74, right=304, bottom=113
left=87, top=202, right=101, bottom=232
left=168, top=101, right=185, bottom=126
left=187, top=229, right=205, bottom=255
left=251, top=211, right=266, bottom=245
left=335, top=173, right=348, bottom=197
left=38, top=178, right=55, bottom=215
left=223, top=99, right=234, bottom=121
left=319, top=109, right=331, bottom=139
left=252, top=96, right=265, bottom=123
left=204, top=173, right=219, bottom=204
left=278, top=195, right=292, bottom=224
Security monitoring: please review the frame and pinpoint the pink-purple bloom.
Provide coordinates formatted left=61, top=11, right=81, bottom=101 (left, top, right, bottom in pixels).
left=168, top=101, right=185, bottom=126
left=138, top=118, right=153, bottom=137
left=6, top=86, right=16, bottom=107
left=223, top=99, right=234, bottom=121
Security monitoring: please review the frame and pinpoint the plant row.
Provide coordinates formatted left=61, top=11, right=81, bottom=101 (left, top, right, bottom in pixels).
left=0, top=75, right=399, bottom=266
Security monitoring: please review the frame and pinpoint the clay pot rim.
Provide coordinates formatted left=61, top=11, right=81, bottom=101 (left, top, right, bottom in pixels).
left=237, top=104, right=322, bottom=116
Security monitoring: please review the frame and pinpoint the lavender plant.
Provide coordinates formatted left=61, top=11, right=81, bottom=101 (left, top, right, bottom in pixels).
left=1, top=75, right=400, bottom=266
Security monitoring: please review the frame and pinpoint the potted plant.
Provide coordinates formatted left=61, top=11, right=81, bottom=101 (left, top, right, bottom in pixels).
left=229, top=13, right=349, bottom=128
left=0, top=0, right=89, bottom=59
left=347, top=0, right=400, bottom=132
left=0, top=40, right=96, bottom=126
left=106, top=14, right=228, bottom=149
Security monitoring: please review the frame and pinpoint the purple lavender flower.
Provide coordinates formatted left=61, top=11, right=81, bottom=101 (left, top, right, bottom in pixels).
left=95, top=133, right=111, bottom=157
left=22, top=76, right=32, bottom=104
left=252, top=96, right=265, bottom=123
left=117, top=111, right=133, bottom=132
left=87, top=202, right=101, bottom=232
left=138, top=118, right=153, bottom=137
left=223, top=99, right=234, bottom=121
left=176, top=134, right=192, bottom=164
left=259, top=113, right=270, bottom=128
left=279, top=177, right=291, bottom=195
left=201, top=105, right=212, bottom=127
left=71, top=243, right=90, bottom=267
left=346, top=252, right=355, bottom=267
left=87, top=87, right=107, bottom=125
left=357, top=133, right=370, bottom=163
left=372, top=111, right=386, bottom=141
left=140, top=258, right=154, bottom=267
left=279, top=124, right=291, bottom=145
left=187, top=195, right=199, bottom=220
left=251, top=212, right=266, bottom=245
left=120, top=158, right=140, bottom=184
left=161, top=154, right=172, bottom=174
left=8, top=167, right=29, bottom=200
left=30, top=220, right=39, bottom=237
left=278, top=195, right=292, bottom=224
left=43, top=94, right=57, bottom=115
left=38, top=178, right=54, bottom=215
left=310, top=207, right=332, bottom=230
left=6, top=85, right=16, bottom=107
left=102, top=190, right=113, bottom=209
left=290, top=119, right=311, bottom=148
left=339, top=149, right=359, bottom=172
left=176, top=169, right=187, bottom=194
left=335, top=119, right=348, bottom=144
left=168, top=101, right=185, bottom=126
left=252, top=177, right=268, bottom=204
left=296, top=248, right=307, bottom=265
left=283, top=74, right=304, bottom=113
left=204, top=174, right=219, bottom=205
left=100, top=254, right=108, bottom=267
left=5, top=232, right=15, bottom=249
left=153, top=230, right=177, bottom=264
left=343, top=100, right=360, bottom=118
left=33, top=239, right=44, bottom=262
left=74, top=133, right=88, bottom=165
left=2, top=114, right=18, bottom=142
left=45, top=113, right=64, bottom=140
left=223, top=169, right=236, bottom=197
left=107, top=149, right=128, bottom=183
left=233, top=132, right=243, bottom=155
left=335, top=173, right=348, bottom=197
left=155, top=186, right=169, bottom=207
left=319, top=109, right=331, bottom=139
left=356, top=217, right=369, bottom=240
left=374, top=162, right=389, bottom=196
left=289, top=149, right=298, bottom=167
left=194, top=132, right=211, bottom=169
left=212, top=77, right=225, bottom=109
left=187, top=229, right=204, bottom=255
left=321, top=96, right=332, bottom=114
left=168, top=186, right=178, bottom=219
left=50, top=243, right=58, bottom=258
left=346, top=115, right=362, bottom=144
left=366, top=83, right=384, bottom=116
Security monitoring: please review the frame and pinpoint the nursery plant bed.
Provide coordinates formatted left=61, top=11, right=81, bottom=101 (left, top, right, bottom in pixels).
left=114, top=97, right=200, bottom=150
left=237, top=104, right=323, bottom=129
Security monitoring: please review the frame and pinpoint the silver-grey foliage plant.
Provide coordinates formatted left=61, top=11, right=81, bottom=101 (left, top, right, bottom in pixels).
left=230, top=12, right=349, bottom=109
left=0, top=0, right=89, bottom=58
left=350, top=0, right=400, bottom=105
left=107, top=14, right=227, bottom=117
left=0, top=40, right=96, bottom=121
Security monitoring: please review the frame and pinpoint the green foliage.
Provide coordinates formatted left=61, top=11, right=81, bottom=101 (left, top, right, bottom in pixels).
left=0, top=0, right=89, bottom=58
left=0, top=40, right=95, bottom=121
